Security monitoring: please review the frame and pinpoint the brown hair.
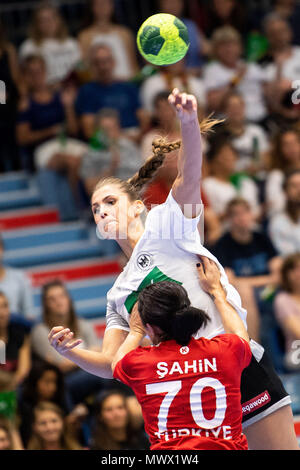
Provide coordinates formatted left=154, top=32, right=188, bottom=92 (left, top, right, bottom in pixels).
left=226, top=197, right=251, bottom=217
left=268, top=129, right=300, bottom=171
left=27, top=401, right=81, bottom=450
left=280, top=253, right=300, bottom=293
left=41, top=279, right=79, bottom=337
left=28, top=2, right=69, bottom=45
left=91, top=390, right=136, bottom=450
left=92, top=116, right=221, bottom=200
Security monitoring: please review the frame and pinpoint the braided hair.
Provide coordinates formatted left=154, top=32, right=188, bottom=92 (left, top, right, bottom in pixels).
left=92, top=115, right=221, bottom=201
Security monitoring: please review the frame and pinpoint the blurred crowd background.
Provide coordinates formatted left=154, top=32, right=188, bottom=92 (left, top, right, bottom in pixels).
left=1, top=0, right=300, bottom=450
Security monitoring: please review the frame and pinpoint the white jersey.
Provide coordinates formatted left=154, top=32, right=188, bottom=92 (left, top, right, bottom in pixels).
left=106, top=191, right=247, bottom=339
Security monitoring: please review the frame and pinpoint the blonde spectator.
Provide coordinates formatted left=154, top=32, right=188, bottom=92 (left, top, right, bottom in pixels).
left=19, top=2, right=81, bottom=86
left=78, top=0, right=138, bottom=80
left=27, top=402, right=82, bottom=450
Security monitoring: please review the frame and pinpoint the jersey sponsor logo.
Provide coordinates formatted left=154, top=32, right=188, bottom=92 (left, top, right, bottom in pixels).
left=180, top=346, right=190, bottom=355
left=242, top=390, right=271, bottom=416
left=136, top=252, right=153, bottom=271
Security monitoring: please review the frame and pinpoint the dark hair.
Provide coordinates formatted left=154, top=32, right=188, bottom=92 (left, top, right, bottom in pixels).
left=206, top=137, right=237, bottom=163
left=41, top=279, right=79, bottom=337
left=269, top=128, right=300, bottom=171
left=138, top=281, right=210, bottom=346
left=282, top=168, right=300, bottom=191
left=21, top=360, right=66, bottom=408
left=91, top=390, right=135, bottom=450
left=282, top=169, right=300, bottom=223
left=280, top=253, right=300, bottom=293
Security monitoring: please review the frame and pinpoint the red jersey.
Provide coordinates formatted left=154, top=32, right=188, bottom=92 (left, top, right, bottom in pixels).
left=114, top=334, right=252, bottom=450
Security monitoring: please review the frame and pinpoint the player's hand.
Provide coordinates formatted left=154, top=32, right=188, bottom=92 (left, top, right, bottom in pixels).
left=196, top=256, right=224, bottom=298
left=48, top=326, right=83, bottom=355
left=130, top=303, right=146, bottom=337
left=168, top=88, right=198, bottom=124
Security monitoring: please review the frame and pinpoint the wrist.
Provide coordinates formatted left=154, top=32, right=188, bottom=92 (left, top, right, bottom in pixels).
left=209, top=285, right=226, bottom=301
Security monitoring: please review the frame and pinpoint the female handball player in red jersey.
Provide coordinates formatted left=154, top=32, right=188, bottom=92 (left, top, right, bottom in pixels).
left=48, top=89, right=299, bottom=450
left=112, top=256, right=252, bottom=450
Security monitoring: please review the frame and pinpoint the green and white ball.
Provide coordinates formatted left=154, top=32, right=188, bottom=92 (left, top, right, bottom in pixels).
left=137, top=13, right=190, bottom=66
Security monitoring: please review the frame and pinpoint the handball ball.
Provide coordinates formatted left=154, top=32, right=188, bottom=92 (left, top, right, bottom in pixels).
left=137, top=13, right=190, bottom=66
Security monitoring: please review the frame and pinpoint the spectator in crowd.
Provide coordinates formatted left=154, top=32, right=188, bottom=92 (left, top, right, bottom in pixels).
left=0, top=416, right=23, bottom=450
left=218, top=93, right=270, bottom=173
left=27, top=402, right=82, bottom=450
left=202, top=139, right=260, bottom=219
left=201, top=0, right=247, bottom=38
left=0, top=20, right=21, bottom=172
left=16, top=55, right=78, bottom=172
left=0, top=292, right=31, bottom=392
left=211, top=197, right=282, bottom=341
left=140, top=58, right=206, bottom=115
left=0, top=236, right=34, bottom=320
left=274, top=252, right=300, bottom=370
left=30, top=279, right=104, bottom=405
left=18, top=361, right=74, bottom=447
left=76, top=43, right=146, bottom=141
left=203, top=26, right=268, bottom=124
left=158, top=0, right=210, bottom=71
left=19, top=2, right=81, bottom=86
left=269, top=0, right=300, bottom=47
left=78, top=0, right=138, bottom=80
left=265, top=129, right=300, bottom=217
left=80, top=108, right=141, bottom=196
left=262, top=15, right=300, bottom=125
left=90, top=390, right=149, bottom=450
left=269, top=169, right=300, bottom=255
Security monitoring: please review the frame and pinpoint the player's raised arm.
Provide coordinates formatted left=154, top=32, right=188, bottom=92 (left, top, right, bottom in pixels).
left=168, top=89, right=220, bottom=219
left=196, top=256, right=250, bottom=343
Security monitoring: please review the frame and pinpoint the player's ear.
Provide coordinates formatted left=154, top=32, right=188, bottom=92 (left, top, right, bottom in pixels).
left=134, top=200, right=145, bottom=218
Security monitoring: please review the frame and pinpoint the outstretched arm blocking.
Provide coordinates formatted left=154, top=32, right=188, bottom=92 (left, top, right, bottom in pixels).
left=168, top=89, right=203, bottom=218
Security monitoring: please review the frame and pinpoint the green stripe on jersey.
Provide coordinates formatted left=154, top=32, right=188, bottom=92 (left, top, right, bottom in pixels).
left=124, top=266, right=182, bottom=314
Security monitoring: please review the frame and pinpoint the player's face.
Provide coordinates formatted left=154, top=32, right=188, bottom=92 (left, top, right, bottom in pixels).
left=0, top=295, right=10, bottom=329
left=100, top=395, right=128, bottom=429
left=34, top=411, right=64, bottom=444
left=37, top=370, right=58, bottom=401
left=92, top=184, right=143, bottom=241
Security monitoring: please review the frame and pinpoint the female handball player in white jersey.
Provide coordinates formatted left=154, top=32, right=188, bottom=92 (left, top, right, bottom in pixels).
left=49, top=89, right=298, bottom=450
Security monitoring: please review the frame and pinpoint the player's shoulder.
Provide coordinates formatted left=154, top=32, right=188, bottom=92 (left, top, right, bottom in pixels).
left=209, top=333, right=248, bottom=350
